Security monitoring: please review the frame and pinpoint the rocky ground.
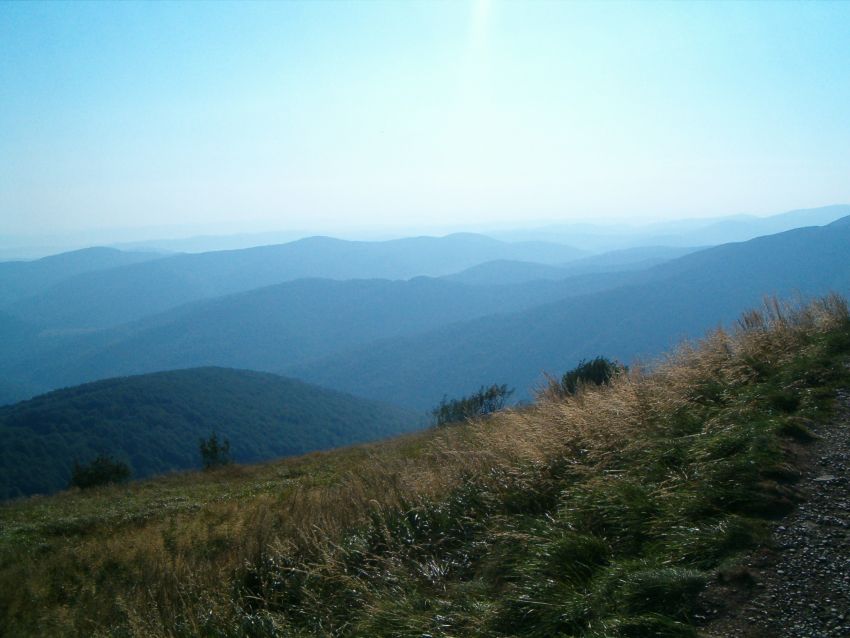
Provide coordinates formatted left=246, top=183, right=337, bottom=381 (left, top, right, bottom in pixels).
left=700, top=389, right=850, bottom=637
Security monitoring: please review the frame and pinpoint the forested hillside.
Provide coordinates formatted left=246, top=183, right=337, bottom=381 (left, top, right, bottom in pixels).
left=0, top=246, right=161, bottom=306
left=0, top=367, right=420, bottom=499
left=292, top=218, right=850, bottom=408
left=0, top=271, right=636, bottom=403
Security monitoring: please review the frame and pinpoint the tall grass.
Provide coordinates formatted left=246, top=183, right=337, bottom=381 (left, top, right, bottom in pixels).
left=1, top=294, right=848, bottom=637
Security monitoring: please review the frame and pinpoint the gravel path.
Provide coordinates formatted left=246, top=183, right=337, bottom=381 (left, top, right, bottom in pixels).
left=700, top=389, right=850, bottom=637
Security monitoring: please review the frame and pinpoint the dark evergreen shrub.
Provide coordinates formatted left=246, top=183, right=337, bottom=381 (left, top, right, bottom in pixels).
left=199, top=432, right=232, bottom=470
left=554, top=356, right=626, bottom=397
left=69, top=454, right=131, bottom=489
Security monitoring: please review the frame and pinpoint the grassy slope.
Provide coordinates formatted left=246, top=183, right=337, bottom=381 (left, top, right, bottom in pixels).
left=1, top=296, right=849, bottom=637
left=0, top=367, right=422, bottom=499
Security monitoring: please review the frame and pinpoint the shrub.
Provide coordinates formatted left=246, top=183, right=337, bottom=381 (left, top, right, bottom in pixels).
left=550, top=356, right=626, bottom=397
left=69, top=454, right=131, bottom=489
left=199, top=432, right=232, bottom=470
left=431, top=384, right=513, bottom=426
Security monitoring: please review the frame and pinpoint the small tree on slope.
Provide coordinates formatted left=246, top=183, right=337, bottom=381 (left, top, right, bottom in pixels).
left=199, top=432, right=232, bottom=470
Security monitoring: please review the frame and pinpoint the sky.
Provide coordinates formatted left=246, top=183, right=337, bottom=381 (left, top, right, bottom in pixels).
left=2, top=0, right=850, bottom=241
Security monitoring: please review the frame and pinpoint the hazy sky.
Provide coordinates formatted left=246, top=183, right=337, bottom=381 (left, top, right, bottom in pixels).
left=2, top=1, right=850, bottom=238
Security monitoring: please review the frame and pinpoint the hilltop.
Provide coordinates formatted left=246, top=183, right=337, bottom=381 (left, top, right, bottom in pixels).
left=1, top=295, right=848, bottom=636
left=0, top=367, right=421, bottom=499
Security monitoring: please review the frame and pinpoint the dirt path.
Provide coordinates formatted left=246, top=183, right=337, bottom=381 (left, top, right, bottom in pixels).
left=700, top=389, right=850, bottom=637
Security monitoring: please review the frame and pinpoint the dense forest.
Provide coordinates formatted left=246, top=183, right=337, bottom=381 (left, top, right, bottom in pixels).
left=0, top=367, right=421, bottom=499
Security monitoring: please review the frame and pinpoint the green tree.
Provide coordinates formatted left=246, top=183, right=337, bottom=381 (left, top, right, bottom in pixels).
left=69, top=454, right=131, bottom=489
left=431, top=384, right=513, bottom=427
left=549, top=356, right=626, bottom=398
left=199, top=432, right=232, bottom=470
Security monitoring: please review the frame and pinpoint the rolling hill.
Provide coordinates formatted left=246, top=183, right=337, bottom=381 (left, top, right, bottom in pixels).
left=3, top=220, right=848, bottom=410
left=290, top=218, right=850, bottom=409
left=0, top=367, right=421, bottom=499
left=443, top=245, right=700, bottom=285
left=493, top=204, right=850, bottom=250
left=0, top=246, right=161, bottom=307
left=6, top=233, right=586, bottom=330
left=3, top=216, right=848, bottom=413
left=0, top=271, right=638, bottom=402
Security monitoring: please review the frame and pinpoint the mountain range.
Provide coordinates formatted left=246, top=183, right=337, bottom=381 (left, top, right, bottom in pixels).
left=1, top=205, right=849, bottom=499
left=1, top=209, right=848, bottom=412
left=3, top=233, right=586, bottom=330
left=0, top=246, right=161, bottom=307
left=493, top=204, right=850, bottom=250
left=442, top=245, right=700, bottom=285
left=290, top=218, right=850, bottom=408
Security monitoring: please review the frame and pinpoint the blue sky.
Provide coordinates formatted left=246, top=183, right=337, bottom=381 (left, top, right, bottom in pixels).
left=2, top=1, right=850, bottom=238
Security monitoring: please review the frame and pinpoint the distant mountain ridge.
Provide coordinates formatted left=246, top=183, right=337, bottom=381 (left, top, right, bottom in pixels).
left=0, top=367, right=421, bottom=499
left=5, top=233, right=586, bottom=330
left=289, top=217, right=850, bottom=409
left=0, top=207, right=847, bottom=410
left=4, top=206, right=843, bottom=331
left=0, top=272, right=636, bottom=400
left=492, top=204, right=850, bottom=251
left=443, top=246, right=700, bottom=285
left=0, top=246, right=161, bottom=307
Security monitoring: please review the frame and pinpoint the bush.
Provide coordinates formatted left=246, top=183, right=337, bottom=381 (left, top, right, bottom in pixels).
left=550, top=356, right=626, bottom=397
left=431, top=384, right=513, bottom=426
left=69, top=454, right=131, bottom=489
left=199, top=432, right=232, bottom=470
